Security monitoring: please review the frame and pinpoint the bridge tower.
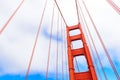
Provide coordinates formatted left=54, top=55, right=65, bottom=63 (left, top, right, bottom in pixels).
left=66, top=23, right=98, bottom=80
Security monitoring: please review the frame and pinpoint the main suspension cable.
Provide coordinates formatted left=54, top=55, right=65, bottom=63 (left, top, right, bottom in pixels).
left=25, top=0, right=48, bottom=79
left=82, top=0, right=120, bottom=79
left=0, top=0, right=25, bottom=34
left=54, top=0, right=67, bottom=26
left=106, top=0, right=120, bottom=15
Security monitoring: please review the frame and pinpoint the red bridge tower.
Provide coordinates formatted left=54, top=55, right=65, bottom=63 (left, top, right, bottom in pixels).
left=66, top=23, right=97, bottom=80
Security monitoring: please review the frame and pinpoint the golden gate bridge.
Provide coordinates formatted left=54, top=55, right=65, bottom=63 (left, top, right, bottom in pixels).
left=0, top=0, right=120, bottom=80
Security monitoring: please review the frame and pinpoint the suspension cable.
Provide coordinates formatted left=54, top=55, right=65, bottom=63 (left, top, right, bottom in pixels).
left=106, top=0, right=120, bottom=15
left=77, top=1, right=106, bottom=79
left=63, top=23, right=69, bottom=80
left=77, top=1, right=102, bottom=79
left=71, top=42, right=80, bottom=72
left=61, top=16, right=64, bottom=80
left=82, top=0, right=120, bottom=79
left=56, top=11, right=59, bottom=80
left=75, top=0, right=80, bottom=23
left=46, top=3, right=55, bottom=80
left=87, top=40, right=102, bottom=80
left=0, top=0, right=25, bottom=34
left=75, top=58, right=80, bottom=72
left=25, top=0, right=48, bottom=79
left=54, top=0, right=67, bottom=26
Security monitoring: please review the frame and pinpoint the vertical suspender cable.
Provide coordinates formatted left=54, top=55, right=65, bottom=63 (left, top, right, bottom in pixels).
left=0, top=0, right=25, bottom=34
left=46, top=3, right=55, bottom=80
left=53, top=0, right=69, bottom=79
left=75, top=0, right=98, bottom=79
left=75, top=0, right=80, bottom=23
left=75, top=0, right=83, bottom=72
left=80, top=14, right=102, bottom=80
left=25, top=0, right=48, bottom=79
left=56, top=11, right=59, bottom=80
left=71, top=42, right=80, bottom=72
left=87, top=40, right=102, bottom=80
left=77, top=1, right=102, bottom=79
left=75, top=1, right=99, bottom=80
left=77, top=1, right=106, bottom=79
left=106, top=0, right=120, bottom=15
left=61, top=17, right=64, bottom=80
left=82, top=0, right=120, bottom=79
left=63, top=23, right=69, bottom=80
left=75, top=58, right=80, bottom=72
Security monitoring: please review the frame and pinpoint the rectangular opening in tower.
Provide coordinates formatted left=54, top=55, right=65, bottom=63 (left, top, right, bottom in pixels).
left=69, top=29, right=81, bottom=36
left=71, top=40, right=83, bottom=49
left=74, top=56, right=89, bottom=73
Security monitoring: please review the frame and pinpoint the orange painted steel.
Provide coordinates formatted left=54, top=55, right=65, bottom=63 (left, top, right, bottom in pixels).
left=66, top=23, right=97, bottom=80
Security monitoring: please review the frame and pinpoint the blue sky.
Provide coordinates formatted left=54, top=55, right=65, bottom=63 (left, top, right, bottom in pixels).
left=0, top=72, right=68, bottom=80
left=0, top=0, right=120, bottom=80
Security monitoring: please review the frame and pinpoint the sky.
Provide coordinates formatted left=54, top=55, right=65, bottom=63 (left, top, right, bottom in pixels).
left=0, top=0, right=120, bottom=80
